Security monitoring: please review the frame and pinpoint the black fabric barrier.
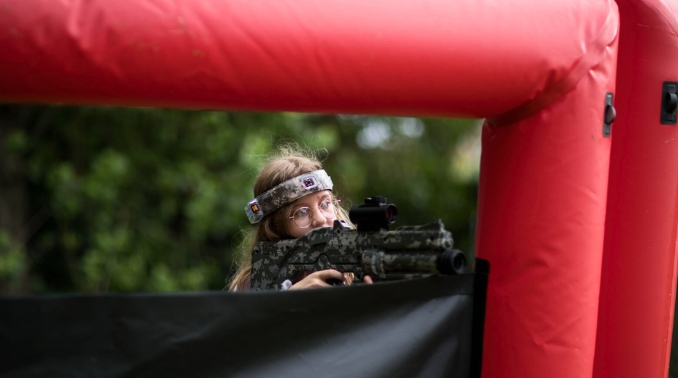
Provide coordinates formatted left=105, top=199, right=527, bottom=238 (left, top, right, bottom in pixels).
left=0, top=274, right=486, bottom=378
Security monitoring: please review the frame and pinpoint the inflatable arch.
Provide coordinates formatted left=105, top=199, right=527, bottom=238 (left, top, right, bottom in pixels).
left=0, top=0, right=676, bottom=377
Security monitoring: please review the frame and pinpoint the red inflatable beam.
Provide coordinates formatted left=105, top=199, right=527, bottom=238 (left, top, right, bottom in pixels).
left=595, top=0, right=678, bottom=377
left=0, top=1, right=620, bottom=377
left=2, top=0, right=612, bottom=121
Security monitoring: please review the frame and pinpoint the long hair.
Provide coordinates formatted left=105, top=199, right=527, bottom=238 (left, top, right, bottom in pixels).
left=227, top=145, right=351, bottom=291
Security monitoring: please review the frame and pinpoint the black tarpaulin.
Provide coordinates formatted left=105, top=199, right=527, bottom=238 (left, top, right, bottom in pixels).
left=0, top=274, right=486, bottom=378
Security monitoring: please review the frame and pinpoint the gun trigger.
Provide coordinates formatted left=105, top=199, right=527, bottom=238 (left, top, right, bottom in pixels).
left=326, top=278, right=345, bottom=286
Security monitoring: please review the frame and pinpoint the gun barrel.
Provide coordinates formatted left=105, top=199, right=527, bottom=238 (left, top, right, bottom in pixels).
left=361, top=249, right=466, bottom=279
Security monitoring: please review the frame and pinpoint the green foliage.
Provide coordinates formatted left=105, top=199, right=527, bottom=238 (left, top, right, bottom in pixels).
left=0, top=231, right=27, bottom=284
left=0, top=105, right=480, bottom=293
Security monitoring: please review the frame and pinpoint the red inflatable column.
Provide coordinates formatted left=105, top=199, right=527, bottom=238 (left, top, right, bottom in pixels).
left=594, top=1, right=678, bottom=377
left=476, top=13, right=619, bottom=378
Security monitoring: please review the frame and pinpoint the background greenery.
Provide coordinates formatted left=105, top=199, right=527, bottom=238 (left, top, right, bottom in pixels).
left=0, top=105, right=481, bottom=294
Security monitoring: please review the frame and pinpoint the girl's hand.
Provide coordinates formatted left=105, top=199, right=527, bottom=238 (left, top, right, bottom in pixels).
left=289, top=269, right=345, bottom=290
left=288, top=270, right=375, bottom=290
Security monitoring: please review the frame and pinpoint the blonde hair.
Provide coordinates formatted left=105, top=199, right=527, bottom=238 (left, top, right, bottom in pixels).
left=228, top=145, right=352, bottom=291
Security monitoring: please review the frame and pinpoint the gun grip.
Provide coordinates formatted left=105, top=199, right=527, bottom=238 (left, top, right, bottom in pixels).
left=325, top=278, right=345, bottom=286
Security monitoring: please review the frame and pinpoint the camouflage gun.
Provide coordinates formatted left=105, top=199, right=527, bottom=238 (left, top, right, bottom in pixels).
left=250, top=197, right=467, bottom=290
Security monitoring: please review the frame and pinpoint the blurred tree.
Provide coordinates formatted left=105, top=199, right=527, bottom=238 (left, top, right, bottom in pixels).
left=0, top=105, right=480, bottom=294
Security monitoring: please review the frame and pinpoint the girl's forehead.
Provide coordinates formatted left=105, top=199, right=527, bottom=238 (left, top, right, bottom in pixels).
left=293, top=191, right=331, bottom=206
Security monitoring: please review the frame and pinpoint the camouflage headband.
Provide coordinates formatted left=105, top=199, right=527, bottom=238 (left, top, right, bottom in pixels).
left=245, top=169, right=334, bottom=224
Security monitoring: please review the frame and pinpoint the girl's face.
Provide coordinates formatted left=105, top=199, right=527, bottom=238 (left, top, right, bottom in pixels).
left=286, top=190, right=337, bottom=238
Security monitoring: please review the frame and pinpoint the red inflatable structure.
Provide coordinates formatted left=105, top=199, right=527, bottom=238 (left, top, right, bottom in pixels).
left=595, top=1, right=678, bottom=377
left=0, top=0, right=676, bottom=376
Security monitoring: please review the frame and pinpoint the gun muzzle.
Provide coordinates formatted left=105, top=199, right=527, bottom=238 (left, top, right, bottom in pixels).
left=437, top=249, right=467, bottom=275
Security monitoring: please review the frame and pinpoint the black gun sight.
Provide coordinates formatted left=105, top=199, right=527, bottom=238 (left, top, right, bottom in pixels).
left=349, top=196, right=398, bottom=231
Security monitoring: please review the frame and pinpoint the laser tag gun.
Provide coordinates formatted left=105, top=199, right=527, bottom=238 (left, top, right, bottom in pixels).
left=250, top=196, right=468, bottom=290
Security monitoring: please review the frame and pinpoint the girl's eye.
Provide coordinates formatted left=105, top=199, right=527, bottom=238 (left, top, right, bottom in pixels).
left=320, top=199, right=332, bottom=209
left=294, top=207, right=311, bottom=218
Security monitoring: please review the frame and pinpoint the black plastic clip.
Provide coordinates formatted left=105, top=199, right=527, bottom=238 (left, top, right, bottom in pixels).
left=661, top=82, right=678, bottom=125
left=603, top=93, right=615, bottom=138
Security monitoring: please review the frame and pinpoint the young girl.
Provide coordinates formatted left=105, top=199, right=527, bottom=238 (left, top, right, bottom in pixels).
left=228, top=146, right=372, bottom=291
